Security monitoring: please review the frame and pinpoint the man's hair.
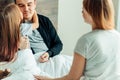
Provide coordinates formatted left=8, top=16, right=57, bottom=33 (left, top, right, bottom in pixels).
left=83, top=0, right=114, bottom=30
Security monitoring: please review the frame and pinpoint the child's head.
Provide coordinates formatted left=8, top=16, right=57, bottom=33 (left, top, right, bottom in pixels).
left=0, top=3, right=22, bottom=62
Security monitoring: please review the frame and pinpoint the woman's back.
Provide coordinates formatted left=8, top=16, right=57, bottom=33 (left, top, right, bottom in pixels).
left=75, top=29, right=120, bottom=80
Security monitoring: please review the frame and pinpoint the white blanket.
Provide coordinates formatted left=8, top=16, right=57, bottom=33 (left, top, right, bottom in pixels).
left=34, top=52, right=73, bottom=78
left=1, top=50, right=73, bottom=80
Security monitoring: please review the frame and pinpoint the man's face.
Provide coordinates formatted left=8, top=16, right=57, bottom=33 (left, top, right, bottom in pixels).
left=15, top=0, right=36, bottom=20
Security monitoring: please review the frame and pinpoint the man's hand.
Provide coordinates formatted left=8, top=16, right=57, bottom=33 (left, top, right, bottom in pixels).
left=39, top=52, right=49, bottom=63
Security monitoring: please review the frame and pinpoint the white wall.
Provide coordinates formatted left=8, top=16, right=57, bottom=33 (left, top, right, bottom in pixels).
left=58, top=0, right=91, bottom=55
left=113, top=0, right=120, bottom=31
left=58, top=0, right=120, bottom=55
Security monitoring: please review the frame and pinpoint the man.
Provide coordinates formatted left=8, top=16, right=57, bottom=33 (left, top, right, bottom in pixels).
left=14, top=0, right=63, bottom=63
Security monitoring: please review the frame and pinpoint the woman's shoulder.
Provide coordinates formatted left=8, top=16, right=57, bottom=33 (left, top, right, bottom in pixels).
left=78, top=31, right=93, bottom=41
left=77, top=30, right=102, bottom=44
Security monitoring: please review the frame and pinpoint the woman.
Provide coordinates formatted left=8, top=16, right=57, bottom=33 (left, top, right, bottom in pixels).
left=35, top=0, right=120, bottom=80
left=0, top=3, right=48, bottom=80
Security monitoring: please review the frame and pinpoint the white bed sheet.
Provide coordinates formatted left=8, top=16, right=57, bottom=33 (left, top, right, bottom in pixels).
left=2, top=51, right=73, bottom=80
left=34, top=52, right=73, bottom=78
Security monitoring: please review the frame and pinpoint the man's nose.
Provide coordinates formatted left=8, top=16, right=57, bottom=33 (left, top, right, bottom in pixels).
left=24, top=5, right=29, bottom=11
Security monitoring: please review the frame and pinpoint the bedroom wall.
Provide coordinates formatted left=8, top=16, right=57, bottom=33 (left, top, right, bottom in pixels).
left=113, top=0, right=120, bottom=31
left=58, top=0, right=120, bottom=55
left=36, top=0, right=58, bottom=30
left=58, top=0, right=91, bottom=55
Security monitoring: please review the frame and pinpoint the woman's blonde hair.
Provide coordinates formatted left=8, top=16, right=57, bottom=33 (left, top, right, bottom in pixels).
left=0, top=3, right=21, bottom=62
left=83, top=0, right=115, bottom=30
